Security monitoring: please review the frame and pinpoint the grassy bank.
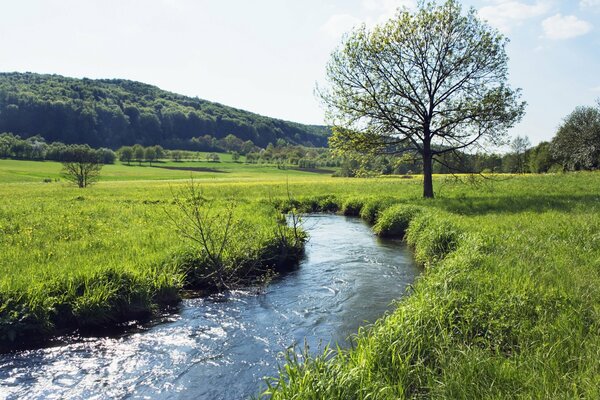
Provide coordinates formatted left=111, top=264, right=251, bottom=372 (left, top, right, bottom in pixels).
left=0, top=177, right=306, bottom=351
left=264, top=175, right=600, bottom=398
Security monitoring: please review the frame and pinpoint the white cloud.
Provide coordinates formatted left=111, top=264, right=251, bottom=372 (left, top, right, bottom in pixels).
left=590, top=85, right=600, bottom=92
left=478, top=1, right=551, bottom=33
left=321, top=14, right=362, bottom=38
left=542, top=13, right=593, bottom=39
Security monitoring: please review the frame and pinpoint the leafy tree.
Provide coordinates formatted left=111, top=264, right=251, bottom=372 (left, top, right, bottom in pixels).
left=322, top=0, right=525, bottom=197
left=171, top=150, right=182, bottom=162
left=153, top=145, right=165, bottom=159
left=60, top=145, right=103, bottom=188
left=231, top=151, right=240, bottom=162
left=207, top=152, right=220, bottom=162
left=132, top=144, right=145, bottom=166
left=118, top=146, right=134, bottom=165
left=241, top=140, right=257, bottom=155
left=144, top=146, right=157, bottom=165
left=551, top=105, right=600, bottom=171
left=245, top=152, right=259, bottom=163
left=510, top=135, right=531, bottom=173
left=527, top=141, right=553, bottom=173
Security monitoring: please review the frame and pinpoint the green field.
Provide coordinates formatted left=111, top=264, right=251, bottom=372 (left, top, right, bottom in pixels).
left=1, top=159, right=599, bottom=398
left=0, top=157, right=333, bottom=183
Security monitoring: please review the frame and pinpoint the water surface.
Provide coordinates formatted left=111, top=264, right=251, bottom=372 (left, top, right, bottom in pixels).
left=0, top=215, right=420, bottom=399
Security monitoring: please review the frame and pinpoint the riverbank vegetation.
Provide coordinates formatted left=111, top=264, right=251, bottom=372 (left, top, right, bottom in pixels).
left=264, top=172, right=600, bottom=399
left=1, top=160, right=599, bottom=397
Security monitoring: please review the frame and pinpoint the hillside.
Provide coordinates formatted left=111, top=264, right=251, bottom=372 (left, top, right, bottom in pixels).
left=0, top=72, right=330, bottom=149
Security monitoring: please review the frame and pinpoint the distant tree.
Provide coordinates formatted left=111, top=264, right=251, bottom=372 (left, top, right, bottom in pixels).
left=322, top=0, right=525, bottom=197
left=207, top=152, right=220, bottom=162
left=171, top=150, right=182, bottom=162
left=144, top=146, right=157, bottom=165
left=60, top=145, right=103, bottom=188
left=133, top=144, right=145, bottom=166
left=241, top=140, right=257, bottom=155
left=510, top=135, right=531, bottom=173
left=153, top=145, right=165, bottom=159
left=527, top=141, right=553, bottom=173
left=97, top=148, right=116, bottom=164
left=231, top=151, right=240, bottom=162
left=551, top=105, right=600, bottom=171
left=222, top=134, right=244, bottom=153
left=118, top=146, right=134, bottom=165
left=245, top=152, right=259, bottom=163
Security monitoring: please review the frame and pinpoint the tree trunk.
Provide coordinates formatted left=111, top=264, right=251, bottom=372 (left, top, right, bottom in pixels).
left=422, top=149, right=434, bottom=198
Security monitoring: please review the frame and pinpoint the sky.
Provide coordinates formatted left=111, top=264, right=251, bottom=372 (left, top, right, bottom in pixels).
left=0, top=0, right=599, bottom=145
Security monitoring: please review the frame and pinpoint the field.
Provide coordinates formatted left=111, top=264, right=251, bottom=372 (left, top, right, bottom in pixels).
left=1, top=159, right=599, bottom=398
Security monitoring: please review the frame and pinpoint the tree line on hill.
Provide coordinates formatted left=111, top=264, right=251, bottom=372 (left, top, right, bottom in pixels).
left=0, top=72, right=330, bottom=149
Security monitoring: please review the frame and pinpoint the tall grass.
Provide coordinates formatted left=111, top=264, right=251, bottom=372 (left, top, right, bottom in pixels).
left=0, top=179, right=305, bottom=350
left=262, top=173, right=600, bottom=399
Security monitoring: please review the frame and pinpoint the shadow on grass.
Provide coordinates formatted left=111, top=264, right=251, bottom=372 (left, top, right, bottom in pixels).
left=152, top=166, right=229, bottom=173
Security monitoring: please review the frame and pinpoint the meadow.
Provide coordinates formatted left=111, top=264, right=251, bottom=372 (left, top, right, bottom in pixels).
left=1, top=158, right=599, bottom=398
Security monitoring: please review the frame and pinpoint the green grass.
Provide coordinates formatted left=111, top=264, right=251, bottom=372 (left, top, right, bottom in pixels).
left=262, top=173, right=600, bottom=399
left=1, top=159, right=600, bottom=398
left=0, top=158, right=333, bottom=183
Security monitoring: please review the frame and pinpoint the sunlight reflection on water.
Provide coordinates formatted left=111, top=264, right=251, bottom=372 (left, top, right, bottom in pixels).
left=0, top=215, right=420, bottom=400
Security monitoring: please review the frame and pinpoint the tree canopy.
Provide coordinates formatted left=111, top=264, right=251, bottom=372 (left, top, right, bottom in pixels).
left=0, top=72, right=330, bottom=149
left=60, top=144, right=104, bottom=188
left=551, top=104, right=600, bottom=171
left=323, top=0, right=525, bottom=197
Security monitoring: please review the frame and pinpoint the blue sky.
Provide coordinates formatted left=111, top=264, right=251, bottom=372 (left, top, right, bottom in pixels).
left=0, top=0, right=598, bottom=145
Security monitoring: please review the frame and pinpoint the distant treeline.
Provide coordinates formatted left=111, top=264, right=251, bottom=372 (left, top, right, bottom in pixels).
left=0, top=72, right=330, bottom=149
left=337, top=140, right=573, bottom=177
left=339, top=101, right=600, bottom=177
left=0, top=132, right=116, bottom=164
left=0, top=132, right=340, bottom=169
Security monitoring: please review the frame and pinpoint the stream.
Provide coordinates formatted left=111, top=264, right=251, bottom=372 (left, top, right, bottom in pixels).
left=0, top=215, right=420, bottom=399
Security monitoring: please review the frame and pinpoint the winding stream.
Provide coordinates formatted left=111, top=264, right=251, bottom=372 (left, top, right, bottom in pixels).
left=0, top=215, right=420, bottom=399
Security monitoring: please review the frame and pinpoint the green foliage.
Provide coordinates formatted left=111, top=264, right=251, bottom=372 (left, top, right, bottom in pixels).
left=322, top=0, right=525, bottom=197
left=0, top=72, right=330, bottom=149
left=405, top=210, right=462, bottom=266
left=359, top=197, right=397, bottom=224
left=373, top=204, right=422, bottom=238
left=340, top=196, right=365, bottom=216
left=551, top=104, right=600, bottom=170
left=0, top=132, right=116, bottom=164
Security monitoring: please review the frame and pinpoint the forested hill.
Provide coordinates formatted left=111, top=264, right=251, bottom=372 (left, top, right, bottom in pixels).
left=0, top=72, right=330, bottom=149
